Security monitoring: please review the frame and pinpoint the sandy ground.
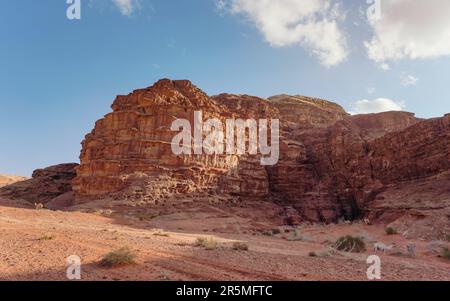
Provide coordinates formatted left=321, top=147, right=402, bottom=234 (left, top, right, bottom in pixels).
left=0, top=200, right=449, bottom=281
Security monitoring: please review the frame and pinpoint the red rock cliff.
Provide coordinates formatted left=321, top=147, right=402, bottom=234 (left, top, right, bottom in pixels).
left=73, top=79, right=450, bottom=234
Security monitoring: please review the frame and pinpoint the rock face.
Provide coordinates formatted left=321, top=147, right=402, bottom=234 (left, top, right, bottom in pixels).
left=0, top=164, right=78, bottom=209
left=72, top=79, right=450, bottom=238
left=73, top=80, right=248, bottom=203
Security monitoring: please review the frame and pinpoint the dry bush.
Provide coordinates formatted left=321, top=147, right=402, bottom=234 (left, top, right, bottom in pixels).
left=286, top=229, right=313, bottom=242
left=442, top=247, right=450, bottom=260
left=38, top=234, right=54, bottom=241
left=232, top=242, right=249, bottom=251
left=100, top=247, right=136, bottom=267
left=334, top=235, right=366, bottom=253
left=194, top=237, right=218, bottom=250
left=385, top=227, right=397, bottom=235
left=153, top=230, right=169, bottom=237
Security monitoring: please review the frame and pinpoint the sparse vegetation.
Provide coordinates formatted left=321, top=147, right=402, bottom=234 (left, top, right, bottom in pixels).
left=334, top=235, right=366, bottom=253
left=100, top=247, right=136, bottom=267
left=38, top=234, right=54, bottom=241
left=271, top=228, right=281, bottom=235
left=442, top=247, right=450, bottom=260
left=194, top=237, right=219, bottom=250
left=232, top=242, right=249, bottom=251
left=261, top=228, right=282, bottom=236
left=445, top=234, right=450, bottom=242
left=308, top=251, right=317, bottom=257
left=138, top=212, right=158, bottom=221
left=153, top=230, right=169, bottom=237
left=385, top=227, right=397, bottom=235
left=286, top=229, right=313, bottom=242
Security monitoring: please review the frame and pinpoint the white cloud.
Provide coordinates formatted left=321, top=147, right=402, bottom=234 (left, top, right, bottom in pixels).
left=400, top=74, right=419, bottom=87
left=350, top=98, right=405, bottom=115
left=367, top=87, right=376, bottom=94
left=379, top=63, right=390, bottom=71
left=112, top=0, right=140, bottom=16
left=365, top=0, right=450, bottom=65
left=217, top=0, right=348, bottom=67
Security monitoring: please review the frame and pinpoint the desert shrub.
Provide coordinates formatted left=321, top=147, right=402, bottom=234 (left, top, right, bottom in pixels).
left=153, top=230, right=169, bottom=237
left=138, top=212, right=158, bottom=221
left=100, top=247, right=136, bottom=267
left=442, top=247, right=450, bottom=260
left=38, top=234, right=54, bottom=241
left=232, top=242, right=249, bottom=251
left=194, top=237, right=218, bottom=250
left=308, top=251, right=317, bottom=257
left=271, top=229, right=282, bottom=235
left=334, top=235, right=366, bottom=253
left=261, top=231, right=272, bottom=236
left=385, top=227, right=397, bottom=235
left=286, top=229, right=313, bottom=242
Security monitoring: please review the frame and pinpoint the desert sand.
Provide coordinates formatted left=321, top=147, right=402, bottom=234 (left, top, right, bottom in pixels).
left=1, top=198, right=448, bottom=281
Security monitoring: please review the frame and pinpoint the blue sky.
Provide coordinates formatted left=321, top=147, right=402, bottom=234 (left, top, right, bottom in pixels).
left=1, top=0, right=450, bottom=176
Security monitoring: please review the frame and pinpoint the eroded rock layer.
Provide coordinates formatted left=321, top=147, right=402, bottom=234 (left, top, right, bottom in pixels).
left=73, top=79, right=450, bottom=235
left=0, top=164, right=78, bottom=209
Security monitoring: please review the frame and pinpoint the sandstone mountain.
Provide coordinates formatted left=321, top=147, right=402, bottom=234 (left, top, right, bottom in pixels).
left=2, top=79, right=449, bottom=240
left=0, top=164, right=78, bottom=210
left=0, top=175, right=28, bottom=188
left=69, top=79, right=450, bottom=239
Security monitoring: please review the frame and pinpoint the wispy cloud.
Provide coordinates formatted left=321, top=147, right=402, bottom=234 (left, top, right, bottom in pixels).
left=112, top=0, right=140, bottom=16
left=400, top=73, right=419, bottom=87
left=216, top=0, right=348, bottom=67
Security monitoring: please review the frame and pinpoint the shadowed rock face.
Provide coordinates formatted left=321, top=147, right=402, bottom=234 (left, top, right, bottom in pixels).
left=71, top=79, right=450, bottom=234
left=0, top=164, right=78, bottom=209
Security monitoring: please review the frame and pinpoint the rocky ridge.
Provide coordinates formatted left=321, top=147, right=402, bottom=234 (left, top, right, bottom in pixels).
left=2, top=79, right=448, bottom=240
left=68, top=79, right=450, bottom=239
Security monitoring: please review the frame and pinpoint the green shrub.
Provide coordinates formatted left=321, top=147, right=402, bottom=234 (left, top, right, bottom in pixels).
left=100, top=247, right=136, bottom=267
left=232, top=242, right=249, bottom=251
left=442, top=247, right=450, bottom=260
left=334, top=235, right=366, bottom=253
left=194, top=237, right=218, bottom=250
left=385, top=227, right=397, bottom=235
